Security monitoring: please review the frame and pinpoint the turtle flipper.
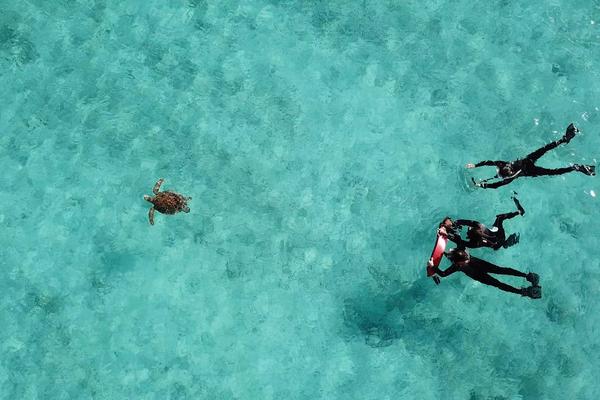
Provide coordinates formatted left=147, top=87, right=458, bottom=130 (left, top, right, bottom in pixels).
left=149, top=207, right=156, bottom=225
left=183, top=205, right=190, bottom=213
left=153, top=178, right=164, bottom=195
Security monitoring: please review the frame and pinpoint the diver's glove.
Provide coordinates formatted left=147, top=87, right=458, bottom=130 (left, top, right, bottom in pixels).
left=471, top=177, right=481, bottom=187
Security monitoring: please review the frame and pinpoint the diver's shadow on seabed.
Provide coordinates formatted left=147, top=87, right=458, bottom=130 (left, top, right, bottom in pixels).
left=342, top=271, right=469, bottom=349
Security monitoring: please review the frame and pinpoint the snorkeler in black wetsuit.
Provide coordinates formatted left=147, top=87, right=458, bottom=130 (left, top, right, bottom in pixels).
left=430, top=249, right=541, bottom=298
left=467, top=123, right=596, bottom=189
left=439, top=195, right=525, bottom=250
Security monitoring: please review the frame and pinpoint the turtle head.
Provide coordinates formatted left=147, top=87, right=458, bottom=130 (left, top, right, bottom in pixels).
left=143, top=195, right=154, bottom=203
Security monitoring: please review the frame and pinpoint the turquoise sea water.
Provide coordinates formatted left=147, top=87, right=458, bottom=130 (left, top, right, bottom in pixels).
left=1, top=1, right=600, bottom=398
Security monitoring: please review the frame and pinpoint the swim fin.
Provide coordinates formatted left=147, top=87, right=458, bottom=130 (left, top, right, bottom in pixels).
left=502, top=233, right=520, bottom=248
left=563, top=123, right=578, bottom=143
left=526, top=272, right=539, bottom=286
left=521, top=285, right=542, bottom=299
left=573, top=164, right=595, bottom=176
left=511, top=195, right=525, bottom=216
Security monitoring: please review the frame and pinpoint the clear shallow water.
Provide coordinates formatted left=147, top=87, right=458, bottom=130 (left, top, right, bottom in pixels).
left=1, top=1, right=599, bottom=398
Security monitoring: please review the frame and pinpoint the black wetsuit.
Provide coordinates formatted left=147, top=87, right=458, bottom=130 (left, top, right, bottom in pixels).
left=474, top=124, right=595, bottom=189
left=447, top=216, right=519, bottom=250
left=433, top=256, right=526, bottom=294
left=446, top=197, right=524, bottom=250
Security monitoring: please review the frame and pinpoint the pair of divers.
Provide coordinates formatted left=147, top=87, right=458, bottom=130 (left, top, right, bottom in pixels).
left=427, top=123, right=596, bottom=299
left=427, top=196, right=540, bottom=298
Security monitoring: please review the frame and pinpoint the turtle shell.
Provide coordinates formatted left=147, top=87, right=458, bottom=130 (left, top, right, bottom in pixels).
left=152, top=191, right=187, bottom=214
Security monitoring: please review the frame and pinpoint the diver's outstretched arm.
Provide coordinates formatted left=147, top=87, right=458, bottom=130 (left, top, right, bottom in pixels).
left=476, top=177, right=516, bottom=189
left=474, top=170, right=521, bottom=189
left=454, top=219, right=478, bottom=228
left=434, top=264, right=459, bottom=277
left=447, top=232, right=469, bottom=249
left=467, top=160, right=505, bottom=168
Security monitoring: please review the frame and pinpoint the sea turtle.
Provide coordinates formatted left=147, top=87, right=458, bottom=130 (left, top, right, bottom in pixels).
left=143, top=178, right=191, bottom=225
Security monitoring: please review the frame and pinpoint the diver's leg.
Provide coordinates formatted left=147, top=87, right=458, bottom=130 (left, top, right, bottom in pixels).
left=472, top=258, right=527, bottom=277
left=492, top=196, right=525, bottom=228
left=525, top=140, right=564, bottom=162
left=491, top=213, right=517, bottom=249
left=525, top=124, right=577, bottom=162
left=493, top=211, right=520, bottom=227
left=464, top=270, right=523, bottom=294
left=511, top=195, right=525, bottom=215
left=528, top=165, right=579, bottom=177
left=492, top=196, right=524, bottom=248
